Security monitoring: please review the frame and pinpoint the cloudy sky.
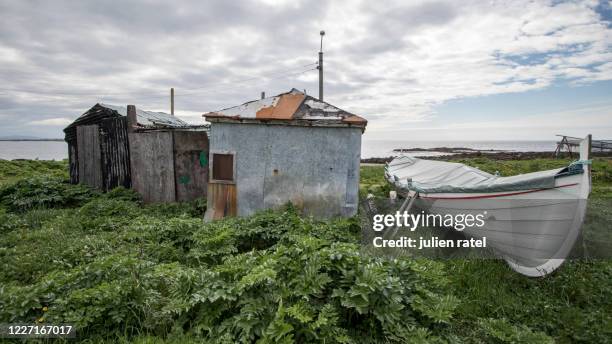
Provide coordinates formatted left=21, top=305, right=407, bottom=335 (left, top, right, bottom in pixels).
left=0, top=0, right=611, bottom=141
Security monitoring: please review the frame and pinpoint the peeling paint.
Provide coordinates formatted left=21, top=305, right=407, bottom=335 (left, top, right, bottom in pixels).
left=203, top=89, right=367, bottom=128
left=255, top=93, right=305, bottom=119
left=206, top=122, right=361, bottom=219
left=199, top=151, right=208, bottom=167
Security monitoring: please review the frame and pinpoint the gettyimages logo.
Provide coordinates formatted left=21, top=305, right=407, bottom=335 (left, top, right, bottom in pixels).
left=360, top=197, right=610, bottom=266
left=368, top=210, right=489, bottom=250
left=372, top=210, right=487, bottom=232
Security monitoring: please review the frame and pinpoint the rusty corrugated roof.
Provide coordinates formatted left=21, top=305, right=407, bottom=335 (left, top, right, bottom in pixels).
left=204, top=89, right=367, bottom=126
left=255, top=92, right=304, bottom=120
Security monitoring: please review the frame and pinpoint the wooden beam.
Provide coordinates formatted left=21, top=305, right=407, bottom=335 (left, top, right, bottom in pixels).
left=127, top=105, right=137, bottom=132
left=170, top=88, right=175, bottom=116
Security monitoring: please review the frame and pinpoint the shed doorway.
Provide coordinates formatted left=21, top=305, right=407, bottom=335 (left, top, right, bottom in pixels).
left=204, top=151, right=237, bottom=221
left=76, top=124, right=102, bottom=189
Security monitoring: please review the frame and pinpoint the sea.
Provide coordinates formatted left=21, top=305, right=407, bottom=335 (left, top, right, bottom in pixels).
left=361, top=140, right=556, bottom=159
left=0, top=140, right=557, bottom=161
left=0, top=141, right=68, bottom=160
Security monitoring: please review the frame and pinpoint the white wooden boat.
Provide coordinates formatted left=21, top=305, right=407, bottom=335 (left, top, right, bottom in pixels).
left=385, top=136, right=592, bottom=277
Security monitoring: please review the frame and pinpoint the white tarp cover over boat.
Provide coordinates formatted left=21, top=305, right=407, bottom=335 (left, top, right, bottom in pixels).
left=385, top=156, right=580, bottom=194
left=384, top=136, right=592, bottom=277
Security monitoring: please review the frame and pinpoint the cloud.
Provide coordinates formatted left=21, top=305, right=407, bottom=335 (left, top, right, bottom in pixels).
left=28, top=118, right=73, bottom=126
left=0, top=0, right=610, bottom=138
left=364, top=100, right=612, bottom=141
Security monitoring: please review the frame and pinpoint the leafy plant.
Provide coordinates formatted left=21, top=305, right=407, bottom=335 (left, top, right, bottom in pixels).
left=0, top=159, right=610, bottom=343
left=0, top=177, right=97, bottom=212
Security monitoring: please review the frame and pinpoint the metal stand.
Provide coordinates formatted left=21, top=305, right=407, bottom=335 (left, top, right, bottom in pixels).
left=385, top=192, right=419, bottom=239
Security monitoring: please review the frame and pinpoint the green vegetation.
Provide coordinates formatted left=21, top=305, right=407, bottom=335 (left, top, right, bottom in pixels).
left=0, top=158, right=610, bottom=343
left=359, top=165, right=390, bottom=198
left=0, top=159, right=68, bottom=186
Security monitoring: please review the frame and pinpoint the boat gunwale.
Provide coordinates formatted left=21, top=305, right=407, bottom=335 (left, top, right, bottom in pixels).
left=417, top=183, right=579, bottom=200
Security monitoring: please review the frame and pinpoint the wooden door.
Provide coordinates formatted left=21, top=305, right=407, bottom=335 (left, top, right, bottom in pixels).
left=173, top=131, right=209, bottom=202
left=76, top=125, right=103, bottom=189
left=204, top=152, right=237, bottom=220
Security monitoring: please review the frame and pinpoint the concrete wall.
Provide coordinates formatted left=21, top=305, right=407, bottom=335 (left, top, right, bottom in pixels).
left=209, top=122, right=361, bottom=218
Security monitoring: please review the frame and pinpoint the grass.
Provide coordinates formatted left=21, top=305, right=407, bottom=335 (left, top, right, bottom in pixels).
left=359, top=165, right=390, bottom=198
left=0, top=157, right=610, bottom=343
left=0, top=159, right=68, bottom=186
left=362, top=156, right=612, bottom=343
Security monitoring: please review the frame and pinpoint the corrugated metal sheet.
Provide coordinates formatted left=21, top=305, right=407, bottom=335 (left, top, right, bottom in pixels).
left=100, top=103, right=190, bottom=128
left=255, top=93, right=304, bottom=120
left=64, top=104, right=118, bottom=143
left=211, top=96, right=279, bottom=119
left=64, top=103, right=206, bottom=144
left=297, top=98, right=350, bottom=120
left=205, top=89, right=367, bottom=126
left=68, top=142, right=78, bottom=184
left=100, top=117, right=131, bottom=191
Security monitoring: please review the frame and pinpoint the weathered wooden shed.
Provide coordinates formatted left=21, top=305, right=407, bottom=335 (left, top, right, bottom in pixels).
left=63, top=103, right=209, bottom=203
left=202, top=89, right=367, bottom=220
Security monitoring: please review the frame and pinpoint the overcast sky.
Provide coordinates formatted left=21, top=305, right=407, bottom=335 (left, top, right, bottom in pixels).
left=0, top=0, right=611, bottom=140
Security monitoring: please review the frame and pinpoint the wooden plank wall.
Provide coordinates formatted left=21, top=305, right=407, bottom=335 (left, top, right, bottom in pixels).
left=76, top=125, right=103, bottom=189
left=100, top=117, right=131, bottom=191
left=172, top=131, right=209, bottom=202
left=204, top=183, right=237, bottom=220
left=67, top=141, right=78, bottom=184
left=128, top=131, right=175, bottom=203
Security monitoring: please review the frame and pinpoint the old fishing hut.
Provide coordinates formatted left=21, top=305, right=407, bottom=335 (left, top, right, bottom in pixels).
left=63, top=103, right=209, bottom=203
left=202, top=89, right=367, bottom=220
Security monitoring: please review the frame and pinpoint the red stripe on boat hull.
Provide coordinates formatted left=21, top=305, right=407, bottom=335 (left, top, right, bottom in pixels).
left=419, top=183, right=579, bottom=200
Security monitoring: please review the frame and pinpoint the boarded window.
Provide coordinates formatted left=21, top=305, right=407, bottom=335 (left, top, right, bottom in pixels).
left=212, top=153, right=234, bottom=181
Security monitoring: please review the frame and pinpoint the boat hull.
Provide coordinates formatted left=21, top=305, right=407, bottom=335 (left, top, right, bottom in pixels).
left=385, top=135, right=592, bottom=276
left=409, top=172, right=587, bottom=276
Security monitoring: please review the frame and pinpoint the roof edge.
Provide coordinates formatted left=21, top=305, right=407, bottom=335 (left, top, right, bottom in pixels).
left=204, top=116, right=367, bottom=132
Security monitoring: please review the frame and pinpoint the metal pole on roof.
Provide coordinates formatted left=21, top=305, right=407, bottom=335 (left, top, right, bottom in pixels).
left=170, top=88, right=175, bottom=115
left=318, top=30, right=325, bottom=101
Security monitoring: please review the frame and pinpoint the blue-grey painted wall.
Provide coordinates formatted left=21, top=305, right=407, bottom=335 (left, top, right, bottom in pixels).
left=209, top=122, right=362, bottom=218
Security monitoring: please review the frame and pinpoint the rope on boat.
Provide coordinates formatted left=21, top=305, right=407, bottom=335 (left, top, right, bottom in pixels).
left=569, top=159, right=592, bottom=166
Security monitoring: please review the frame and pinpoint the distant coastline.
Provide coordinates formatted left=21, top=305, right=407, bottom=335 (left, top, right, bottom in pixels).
left=360, top=139, right=558, bottom=159
left=2, top=139, right=609, bottom=162
left=0, top=140, right=67, bottom=160
left=0, top=139, right=63, bottom=142
left=361, top=149, right=612, bottom=164
left=392, top=147, right=506, bottom=153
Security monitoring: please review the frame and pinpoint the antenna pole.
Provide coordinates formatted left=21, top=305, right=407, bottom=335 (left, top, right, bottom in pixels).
left=318, top=30, right=325, bottom=101
left=170, top=88, right=175, bottom=115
